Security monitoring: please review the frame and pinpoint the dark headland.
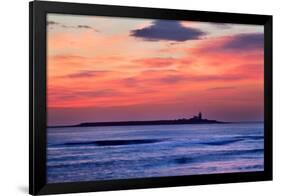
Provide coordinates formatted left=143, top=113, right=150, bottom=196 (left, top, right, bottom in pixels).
left=49, top=112, right=229, bottom=128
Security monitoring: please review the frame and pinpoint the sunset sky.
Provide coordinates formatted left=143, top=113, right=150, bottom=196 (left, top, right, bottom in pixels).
left=47, top=14, right=264, bottom=126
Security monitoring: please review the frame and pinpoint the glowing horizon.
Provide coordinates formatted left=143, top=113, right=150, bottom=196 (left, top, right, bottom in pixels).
left=47, top=14, right=264, bottom=126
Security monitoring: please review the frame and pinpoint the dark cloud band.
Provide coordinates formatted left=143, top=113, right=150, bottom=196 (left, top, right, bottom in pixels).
left=130, top=20, right=206, bottom=42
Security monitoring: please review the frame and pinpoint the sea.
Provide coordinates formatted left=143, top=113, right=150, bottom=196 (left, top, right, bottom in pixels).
left=47, top=122, right=264, bottom=183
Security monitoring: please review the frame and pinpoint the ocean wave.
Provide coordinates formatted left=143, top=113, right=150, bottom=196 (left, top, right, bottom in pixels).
left=171, top=148, right=264, bottom=166
left=54, top=139, right=166, bottom=147
left=200, top=139, right=243, bottom=146
left=48, top=148, right=263, bottom=169
left=234, top=135, right=264, bottom=140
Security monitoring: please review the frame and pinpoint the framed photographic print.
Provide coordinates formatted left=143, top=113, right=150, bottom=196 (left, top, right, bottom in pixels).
left=29, top=1, right=272, bottom=195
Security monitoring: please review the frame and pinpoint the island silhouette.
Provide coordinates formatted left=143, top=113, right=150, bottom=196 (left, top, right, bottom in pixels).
left=49, top=112, right=228, bottom=128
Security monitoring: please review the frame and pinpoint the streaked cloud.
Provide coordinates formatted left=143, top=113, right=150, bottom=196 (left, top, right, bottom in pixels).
left=212, top=23, right=232, bottom=29
left=221, top=33, right=264, bottom=51
left=47, top=20, right=98, bottom=31
left=195, top=33, right=264, bottom=54
left=133, top=57, right=175, bottom=68
left=207, top=86, right=236, bottom=91
left=66, top=70, right=110, bottom=78
left=47, top=21, right=60, bottom=25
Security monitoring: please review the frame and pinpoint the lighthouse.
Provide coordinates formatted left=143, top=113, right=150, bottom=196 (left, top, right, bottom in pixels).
left=198, top=112, right=202, bottom=120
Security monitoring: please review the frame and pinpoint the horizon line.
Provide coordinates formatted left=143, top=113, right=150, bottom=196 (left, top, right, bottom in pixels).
left=48, top=119, right=264, bottom=128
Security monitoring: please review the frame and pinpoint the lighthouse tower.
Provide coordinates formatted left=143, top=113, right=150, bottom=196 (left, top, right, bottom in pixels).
left=198, top=112, right=202, bottom=120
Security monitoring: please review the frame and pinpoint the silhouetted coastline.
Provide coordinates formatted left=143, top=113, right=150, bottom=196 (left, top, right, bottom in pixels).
left=49, top=112, right=230, bottom=128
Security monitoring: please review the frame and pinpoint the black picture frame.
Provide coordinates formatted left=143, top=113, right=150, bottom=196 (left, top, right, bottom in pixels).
left=29, top=1, right=273, bottom=195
